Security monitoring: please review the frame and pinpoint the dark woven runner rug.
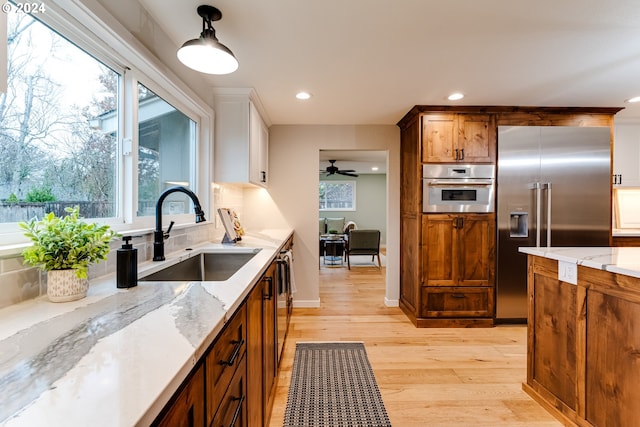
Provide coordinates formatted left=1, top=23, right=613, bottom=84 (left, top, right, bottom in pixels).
left=283, top=342, right=392, bottom=427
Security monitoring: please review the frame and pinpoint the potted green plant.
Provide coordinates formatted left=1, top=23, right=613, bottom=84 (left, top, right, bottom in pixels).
left=19, top=206, right=118, bottom=302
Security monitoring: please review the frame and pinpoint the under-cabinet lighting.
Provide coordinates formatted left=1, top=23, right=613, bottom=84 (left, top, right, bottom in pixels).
left=296, top=92, right=312, bottom=100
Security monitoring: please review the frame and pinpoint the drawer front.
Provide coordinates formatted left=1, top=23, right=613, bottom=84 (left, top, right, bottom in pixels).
left=212, top=355, right=247, bottom=427
left=421, top=287, right=493, bottom=318
left=206, top=304, right=247, bottom=425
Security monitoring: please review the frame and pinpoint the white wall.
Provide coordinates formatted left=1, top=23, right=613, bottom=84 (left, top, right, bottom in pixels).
left=245, top=125, right=400, bottom=307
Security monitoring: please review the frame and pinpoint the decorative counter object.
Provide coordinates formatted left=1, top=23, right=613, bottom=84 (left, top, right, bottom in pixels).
left=19, top=206, right=118, bottom=302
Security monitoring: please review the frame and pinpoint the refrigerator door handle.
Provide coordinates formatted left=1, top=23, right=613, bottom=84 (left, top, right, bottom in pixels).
left=546, top=182, right=552, bottom=247
left=529, top=182, right=542, bottom=247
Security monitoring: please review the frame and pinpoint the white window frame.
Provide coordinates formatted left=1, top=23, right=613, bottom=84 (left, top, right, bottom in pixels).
left=0, top=0, right=213, bottom=246
left=319, top=180, right=357, bottom=212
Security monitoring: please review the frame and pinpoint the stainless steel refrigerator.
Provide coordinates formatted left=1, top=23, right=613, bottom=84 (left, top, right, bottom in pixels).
left=496, top=126, right=611, bottom=321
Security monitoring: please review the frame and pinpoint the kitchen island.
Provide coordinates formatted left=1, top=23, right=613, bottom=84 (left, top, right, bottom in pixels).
left=519, top=246, right=640, bottom=427
left=0, top=230, right=292, bottom=426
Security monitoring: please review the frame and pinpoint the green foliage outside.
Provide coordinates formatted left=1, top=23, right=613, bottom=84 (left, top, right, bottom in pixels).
left=24, top=186, right=56, bottom=202
left=6, top=193, right=19, bottom=203
left=19, top=206, right=119, bottom=278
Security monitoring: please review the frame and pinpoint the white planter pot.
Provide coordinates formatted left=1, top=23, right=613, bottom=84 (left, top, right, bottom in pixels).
left=47, top=269, right=89, bottom=302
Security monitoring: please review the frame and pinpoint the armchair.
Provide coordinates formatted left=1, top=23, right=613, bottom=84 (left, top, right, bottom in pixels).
left=345, top=229, right=381, bottom=270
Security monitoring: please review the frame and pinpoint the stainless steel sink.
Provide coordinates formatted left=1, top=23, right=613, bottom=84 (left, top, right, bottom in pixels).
left=139, top=250, right=260, bottom=282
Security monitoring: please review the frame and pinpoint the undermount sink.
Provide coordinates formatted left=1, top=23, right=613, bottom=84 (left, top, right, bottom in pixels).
left=140, top=250, right=261, bottom=282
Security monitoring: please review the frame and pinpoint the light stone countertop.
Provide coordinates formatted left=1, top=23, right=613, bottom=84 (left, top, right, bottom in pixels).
left=518, top=246, right=640, bottom=279
left=0, top=229, right=293, bottom=427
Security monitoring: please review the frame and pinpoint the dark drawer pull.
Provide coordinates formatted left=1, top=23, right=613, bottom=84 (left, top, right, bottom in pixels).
left=451, top=294, right=466, bottom=299
left=219, top=338, right=244, bottom=366
left=226, top=394, right=245, bottom=427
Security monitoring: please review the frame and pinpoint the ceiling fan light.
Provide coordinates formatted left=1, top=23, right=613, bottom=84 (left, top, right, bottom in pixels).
left=177, top=5, right=238, bottom=75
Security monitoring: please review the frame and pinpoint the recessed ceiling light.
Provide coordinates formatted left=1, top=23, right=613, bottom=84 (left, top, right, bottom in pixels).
left=626, top=96, right=640, bottom=103
left=296, top=92, right=312, bottom=100
left=448, top=92, right=464, bottom=101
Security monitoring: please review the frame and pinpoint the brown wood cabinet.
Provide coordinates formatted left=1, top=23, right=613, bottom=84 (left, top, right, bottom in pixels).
left=524, top=255, right=640, bottom=427
left=419, top=213, right=495, bottom=324
left=398, top=106, right=497, bottom=328
left=247, top=262, right=278, bottom=427
left=153, top=255, right=285, bottom=427
left=421, top=214, right=495, bottom=287
left=211, top=355, right=247, bottom=427
left=421, top=113, right=495, bottom=163
left=154, top=364, right=205, bottom=427
left=206, top=304, right=247, bottom=425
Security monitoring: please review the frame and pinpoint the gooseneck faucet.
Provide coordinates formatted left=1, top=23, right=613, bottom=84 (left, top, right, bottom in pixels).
left=153, top=186, right=206, bottom=261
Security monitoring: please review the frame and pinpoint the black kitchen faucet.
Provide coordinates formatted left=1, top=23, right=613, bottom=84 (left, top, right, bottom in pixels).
left=153, top=186, right=206, bottom=261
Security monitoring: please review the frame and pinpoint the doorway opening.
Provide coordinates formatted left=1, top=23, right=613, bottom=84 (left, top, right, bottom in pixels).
left=318, top=149, right=388, bottom=294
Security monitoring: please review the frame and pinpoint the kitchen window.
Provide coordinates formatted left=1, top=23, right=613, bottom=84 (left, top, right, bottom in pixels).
left=0, top=11, right=119, bottom=223
left=319, top=181, right=357, bottom=211
left=0, top=1, right=212, bottom=244
left=136, top=84, right=196, bottom=217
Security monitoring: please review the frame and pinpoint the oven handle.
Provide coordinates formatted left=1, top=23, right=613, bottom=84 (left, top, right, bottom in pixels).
left=427, top=180, right=494, bottom=187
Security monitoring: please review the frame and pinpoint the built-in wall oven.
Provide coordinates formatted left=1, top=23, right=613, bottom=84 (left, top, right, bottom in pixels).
left=423, top=164, right=496, bottom=213
left=276, top=248, right=293, bottom=365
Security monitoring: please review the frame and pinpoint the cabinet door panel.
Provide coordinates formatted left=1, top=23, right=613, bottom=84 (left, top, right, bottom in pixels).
left=422, top=114, right=456, bottom=163
left=532, top=273, right=576, bottom=410
left=458, top=214, right=495, bottom=286
left=262, top=263, right=278, bottom=424
left=246, top=282, right=264, bottom=427
left=422, top=214, right=457, bottom=286
left=155, top=365, right=205, bottom=427
left=457, top=115, right=495, bottom=163
left=585, top=290, right=640, bottom=427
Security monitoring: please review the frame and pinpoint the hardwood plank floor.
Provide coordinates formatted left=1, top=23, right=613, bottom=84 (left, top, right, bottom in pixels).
left=269, top=262, right=563, bottom=427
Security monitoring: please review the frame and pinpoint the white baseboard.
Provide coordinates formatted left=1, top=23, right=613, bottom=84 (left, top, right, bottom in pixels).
left=292, top=299, right=321, bottom=308
left=384, top=297, right=399, bottom=307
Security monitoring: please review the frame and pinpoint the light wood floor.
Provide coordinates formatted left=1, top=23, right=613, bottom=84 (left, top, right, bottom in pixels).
left=268, top=262, right=563, bottom=427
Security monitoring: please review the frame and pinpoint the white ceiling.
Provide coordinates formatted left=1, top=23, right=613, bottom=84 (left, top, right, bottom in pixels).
left=139, top=0, right=640, bottom=126
left=319, top=150, right=387, bottom=175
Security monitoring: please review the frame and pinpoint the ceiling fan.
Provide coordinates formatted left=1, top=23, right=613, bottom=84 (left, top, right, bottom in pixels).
left=321, top=160, right=358, bottom=177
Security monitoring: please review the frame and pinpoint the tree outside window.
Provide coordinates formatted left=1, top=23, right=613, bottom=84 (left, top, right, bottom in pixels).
left=319, top=181, right=356, bottom=211
left=0, top=12, right=118, bottom=222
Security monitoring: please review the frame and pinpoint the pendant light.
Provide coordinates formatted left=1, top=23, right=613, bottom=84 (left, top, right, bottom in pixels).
left=177, top=5, right=238, bottom=75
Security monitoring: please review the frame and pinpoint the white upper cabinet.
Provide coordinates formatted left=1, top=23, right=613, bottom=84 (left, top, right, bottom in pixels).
left=213, top=89, right=269, bottom=187
left=613, top=122, right=640, bottom=187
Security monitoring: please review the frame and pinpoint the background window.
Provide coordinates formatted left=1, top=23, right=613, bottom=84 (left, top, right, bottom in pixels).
left=0, top=12, right=118, bottom=223
left=137, top=84, right=196, bottom=217
left=319, top=181, right=356, bottom=211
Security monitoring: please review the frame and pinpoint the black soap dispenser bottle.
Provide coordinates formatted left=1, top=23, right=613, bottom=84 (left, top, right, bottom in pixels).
left=117, top=236, right=138, bottom=288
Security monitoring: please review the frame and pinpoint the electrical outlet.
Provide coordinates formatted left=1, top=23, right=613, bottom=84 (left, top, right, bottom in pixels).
left=558, top=260, right=578, bottom=285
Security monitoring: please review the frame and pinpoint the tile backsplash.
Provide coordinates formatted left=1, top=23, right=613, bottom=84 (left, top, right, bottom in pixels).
left=0, top=222, right=214, bottom=309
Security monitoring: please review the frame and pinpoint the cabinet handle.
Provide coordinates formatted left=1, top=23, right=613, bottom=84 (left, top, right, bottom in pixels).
left=263, top=276, right=273, bottom=300
left=460, top=148, right=464, bottom=160
left=454, top=148, right=459, bottom=160
left=226, top=394, right=245, bottom=427
left=454, top=217, right=464, bottom=229
left=261, top=171, right=266, bottom=183
left=451, top=293, right=466, bottom=299
left=220, top=338, right=245, bottom=367
left=619, top=174, right=623, bottom=185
